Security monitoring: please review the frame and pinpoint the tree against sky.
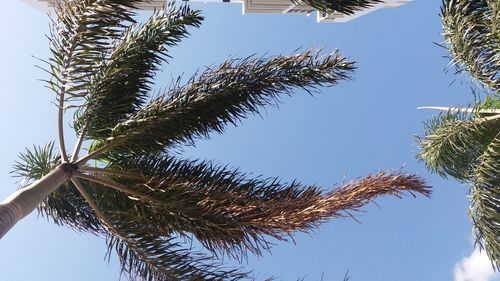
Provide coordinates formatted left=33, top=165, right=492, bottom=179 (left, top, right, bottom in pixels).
left=1, top=1, right=430, bottom=280
left=418, top=0, right=499, bottom=270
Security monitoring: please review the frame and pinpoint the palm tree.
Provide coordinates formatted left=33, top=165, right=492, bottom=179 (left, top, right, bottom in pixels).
left=1, top=1, right=430, bottom=280
left=418, top=0, right=499, bottom=270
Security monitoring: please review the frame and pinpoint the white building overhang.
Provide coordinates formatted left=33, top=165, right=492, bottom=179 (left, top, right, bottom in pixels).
left=21, top=0, right=413, bottom=23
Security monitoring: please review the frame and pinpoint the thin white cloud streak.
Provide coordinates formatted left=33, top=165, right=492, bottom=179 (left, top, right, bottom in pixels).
left=454, top=247, right=500, bottom=281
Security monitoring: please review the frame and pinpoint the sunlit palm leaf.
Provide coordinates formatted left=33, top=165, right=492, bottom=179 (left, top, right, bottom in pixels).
left=418, top=102, right=499, bottom=269
left=441, top=0, right=500, bottom=92
left=470, top=136, right=500, bottom=269
left=423, top=0, right=500, bottom=270
left=418, top=111, right=500, bottom=182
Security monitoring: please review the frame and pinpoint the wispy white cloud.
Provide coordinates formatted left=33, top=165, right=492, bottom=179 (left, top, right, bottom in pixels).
left=454, top=247, right=500, bottom=281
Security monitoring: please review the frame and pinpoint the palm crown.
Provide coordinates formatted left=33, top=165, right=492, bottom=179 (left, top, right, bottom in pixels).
left=418, top=0, right=499, bottom=270
left=3, top=1, right=431, bottom=280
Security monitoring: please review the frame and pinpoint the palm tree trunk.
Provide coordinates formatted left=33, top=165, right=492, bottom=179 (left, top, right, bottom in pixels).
left=0, top=163, right=77, bottom=238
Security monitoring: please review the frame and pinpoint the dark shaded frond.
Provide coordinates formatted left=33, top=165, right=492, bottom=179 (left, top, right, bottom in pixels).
left=103, top=154, right=430, bottom=258
left=47, top=0, right=140, bottom=101
left=107, top=218, right=249, bottom=281
left=29, top=170, right=248, bottom=280
left=59, top=175, right=248, bottom=280
left=39, top=179, right=103, bottom=233
left=441, top=0, right=500, bottom=92
left=105, top=154, right=324, bottom=256
left=418, top=111, right=500, bottom=182
left=101, top=50, right=355, bottom=154
left=470, top=136, right=500, bottom=270
left=75, top=5, right=203, bottom=138
left=299, top=0, right=383, bottom=15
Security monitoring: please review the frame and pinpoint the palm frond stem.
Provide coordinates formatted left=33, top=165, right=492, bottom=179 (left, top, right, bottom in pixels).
left=70, top=121, right=89, bottom=162
left=58, top=98, right=68, bottom=162
left=70, top=178, right=122, bottom=236
left=50, top=0, right=142, bottom=162
left=70, top=177, right=173, bottom=275
left=76, top=172, right=145, bottom=200
left=417, top=106, right=500, bottom=114
left=79, top=166, right=145, bottom=180
left=53, top=4, right=88, bottom=163
left=480, top=114, right=500, bottom=122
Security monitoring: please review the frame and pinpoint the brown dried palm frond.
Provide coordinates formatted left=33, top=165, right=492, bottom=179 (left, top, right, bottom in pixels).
left=74, top=153, right=430, bottom=259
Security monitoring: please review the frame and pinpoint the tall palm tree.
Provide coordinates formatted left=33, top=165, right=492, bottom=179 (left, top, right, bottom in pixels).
left=1, top=1, right=430, bottom=280
left=418, top=0, right=499, bottom=270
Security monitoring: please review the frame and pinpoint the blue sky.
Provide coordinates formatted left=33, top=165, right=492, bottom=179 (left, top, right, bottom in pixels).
left=0, top=1, right=498, bottom=280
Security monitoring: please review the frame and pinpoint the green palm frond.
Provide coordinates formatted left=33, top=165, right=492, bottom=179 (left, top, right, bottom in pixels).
left=46, top=0, right=146, bottom=161
left=470, top=136, right=500, bottom=269
left=475, top=133, right=500, bottom=188
left=94, top=50, right=354, bottom=155
left=46, top=0, right=140, bottom=100
left=299, top=0, right=383, bottom=15
left=418, top=97, right=499, bottom=269
left=418, top=111, right=500, bottom=182
left=12, top=142, right=59, bottom=183
left=441, top=0, right=500, bottom=92
left=75, top=6, right=203, bottom=138
left=417, top=0, right=500, bottom=270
